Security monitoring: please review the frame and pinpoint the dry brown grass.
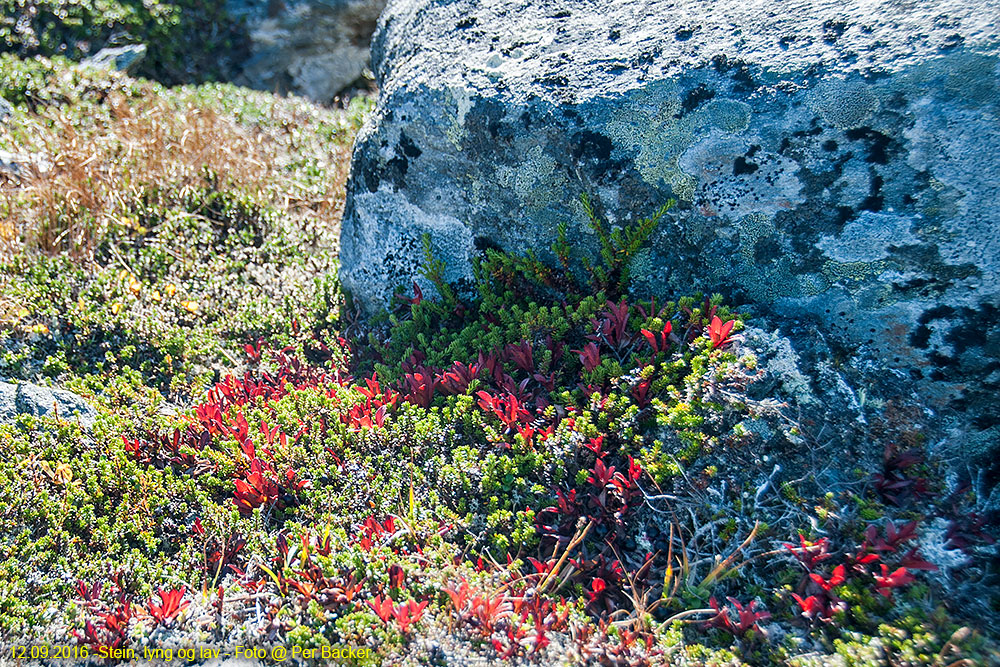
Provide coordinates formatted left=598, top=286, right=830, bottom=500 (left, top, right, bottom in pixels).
left=0, top=80, right=354, bottom=260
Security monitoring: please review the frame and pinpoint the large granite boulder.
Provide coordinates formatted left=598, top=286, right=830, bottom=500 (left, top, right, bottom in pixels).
left=229, top=0, right=386, bottom=103
left=341, top=0, right=1000, bottom=434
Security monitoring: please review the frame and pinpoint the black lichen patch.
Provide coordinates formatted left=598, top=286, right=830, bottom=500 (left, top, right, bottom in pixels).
left=681, top=84, right=715, bottom=114
left=860, top=173, right=884, bottom=212
left=940, top=33, right=965, bottom=50
left=844, top=127, right=893, bottom=165
left=358, top=150, right=383, bottom=193
left=733, top=156, right=759, bottom=176
left=753, top=235, right=782, bottom=264
left=709, top=55, right=757, bottom=93
left=911, top=305, right=957, bottom=349
left=383, top=155, right=410, bottom=189
left=399, top=132, right=422, bottom=159
left=634, top=49, right=659, bottom=67
left=822, top=19, right=848, bottom=44
left=571, top=130, right=613, bottom=163
left=473, top=235, right=504, bottom=253
left=674, top=26, right=695, bottom=41
left=534, top=74, right=569, bottom=87
left=836, top=205, right=854, bottom=225
left=945, top=303, right=1000, bottom=356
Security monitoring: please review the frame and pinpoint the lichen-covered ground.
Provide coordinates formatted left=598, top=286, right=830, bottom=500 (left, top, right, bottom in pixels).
left=1, top=57, right=998, bottom=666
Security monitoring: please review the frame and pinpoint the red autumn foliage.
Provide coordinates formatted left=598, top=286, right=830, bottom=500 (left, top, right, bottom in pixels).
left=588, top=300, right=632, bottom=350
left=503, top=340, right=535, bottom=373
left=233, top=459, right=280, bottom=514
left=437, top=361, right=481, bottom=395
left=388, top=563, right=406, bottom=589
left=402, top=370, right=437, bottom=408
left=783, top=534, right=833, bottom=571
left=357, top=516, right=396, bottom=551
left=707, top=315, right=735, bottom=349
left=791, top=593, right=845, bottom=623
left=476, top=390, right=531, bottom=429
left=74, top=602, right=135, bottom=653
left=873, top=443, right=930, bottom=506
left=874, top=565, right=916, bottom=599
left=368, top=596, right=428, bottom=634
left=706, top=597, right=771, bottom=636
left=147, top=587, right=189, bottom=625
left=809, top=564, right=847, bottom=592
left=640, top=320, right=672, bottom=354
left=573, top=342, right=601, bottom=372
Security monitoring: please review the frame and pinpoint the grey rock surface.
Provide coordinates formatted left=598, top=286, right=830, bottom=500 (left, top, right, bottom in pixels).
left=0, top=381, right=97, bottom=428
left=0, top=382, right=16, bottom=422
left=0, top=150, right=52, bottom=178
left=0, top=96, right=11, bottom=121
left=341, top=0, right=1000, bottom=432
left=229, top=0, right=386, bottom=103
left=0, top=150, right=23, bottom=178
left=81, top=44, right=148, bottom=74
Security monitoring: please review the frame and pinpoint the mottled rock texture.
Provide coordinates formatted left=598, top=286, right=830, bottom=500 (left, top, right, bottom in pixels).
left=0, top=381, right=97, bottom=428
left=341, top=0, right=1000, bottom=440
left=229, top=0, right=386, bottom=103
left=81, top=44, right=148, bottom=74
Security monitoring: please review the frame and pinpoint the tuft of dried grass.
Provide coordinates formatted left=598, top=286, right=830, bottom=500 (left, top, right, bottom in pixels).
left=0, top=81, right=353, bottom=260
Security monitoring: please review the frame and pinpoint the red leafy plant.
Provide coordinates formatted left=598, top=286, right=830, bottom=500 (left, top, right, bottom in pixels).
left=640, top=320, right=673, bottom=354
left=873, top=443, right=929, bottom=506
left=233, top=458, right=310, bottom=515
left=707, top=316, right=736, bottom=349
left=572, top=342, right=601, bottom=372
left=786, top=521, right=937, bottom=623
left=437, top=361, right=481, bottom=395
left=476, top=390, right=532, bottom=430
left=444, top=576, right=570, bottom=659
left=783, top=534, right=833, bottom=571
left=206, top=533, right=247, bottom=578
left=368, top=595, right=428, bottom=634
left=358, top=516, right=397, bottom=551
left=74, top=602, right=135, bottom=654
left=388, top=563, right=406, bottom=589
left=147, top=587, right=189, bottom=625
left=706, top=597, right=770, bottom=637
left=121, top=426, right=210, bottom=470
left=233, top=459, right=280, bottom=514
left=874, top=565, right=916, bottom=599
left=503, top=340, right=535, bottom=373
left=588, top=300, right=633, bottom=351
left=402, top=370, right=438, bottom=408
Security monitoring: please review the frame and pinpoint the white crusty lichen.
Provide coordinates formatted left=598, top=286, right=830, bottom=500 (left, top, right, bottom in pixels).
left=744, top=326, right=818, bottom=405
left=918, top=517, right=972, bottom=575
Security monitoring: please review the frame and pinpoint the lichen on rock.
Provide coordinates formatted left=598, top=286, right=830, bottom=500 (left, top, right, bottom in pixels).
left=340, top=0, right=1000, bottom=467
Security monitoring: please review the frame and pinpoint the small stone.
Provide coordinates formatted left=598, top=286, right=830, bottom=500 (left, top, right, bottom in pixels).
left=231, top=0, right=386, bottom=103
left=82, top=44, right=147, bottom=74
left=0, top=382, right=16, bottom=421
left=0, top=381, right=97, bottom=429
